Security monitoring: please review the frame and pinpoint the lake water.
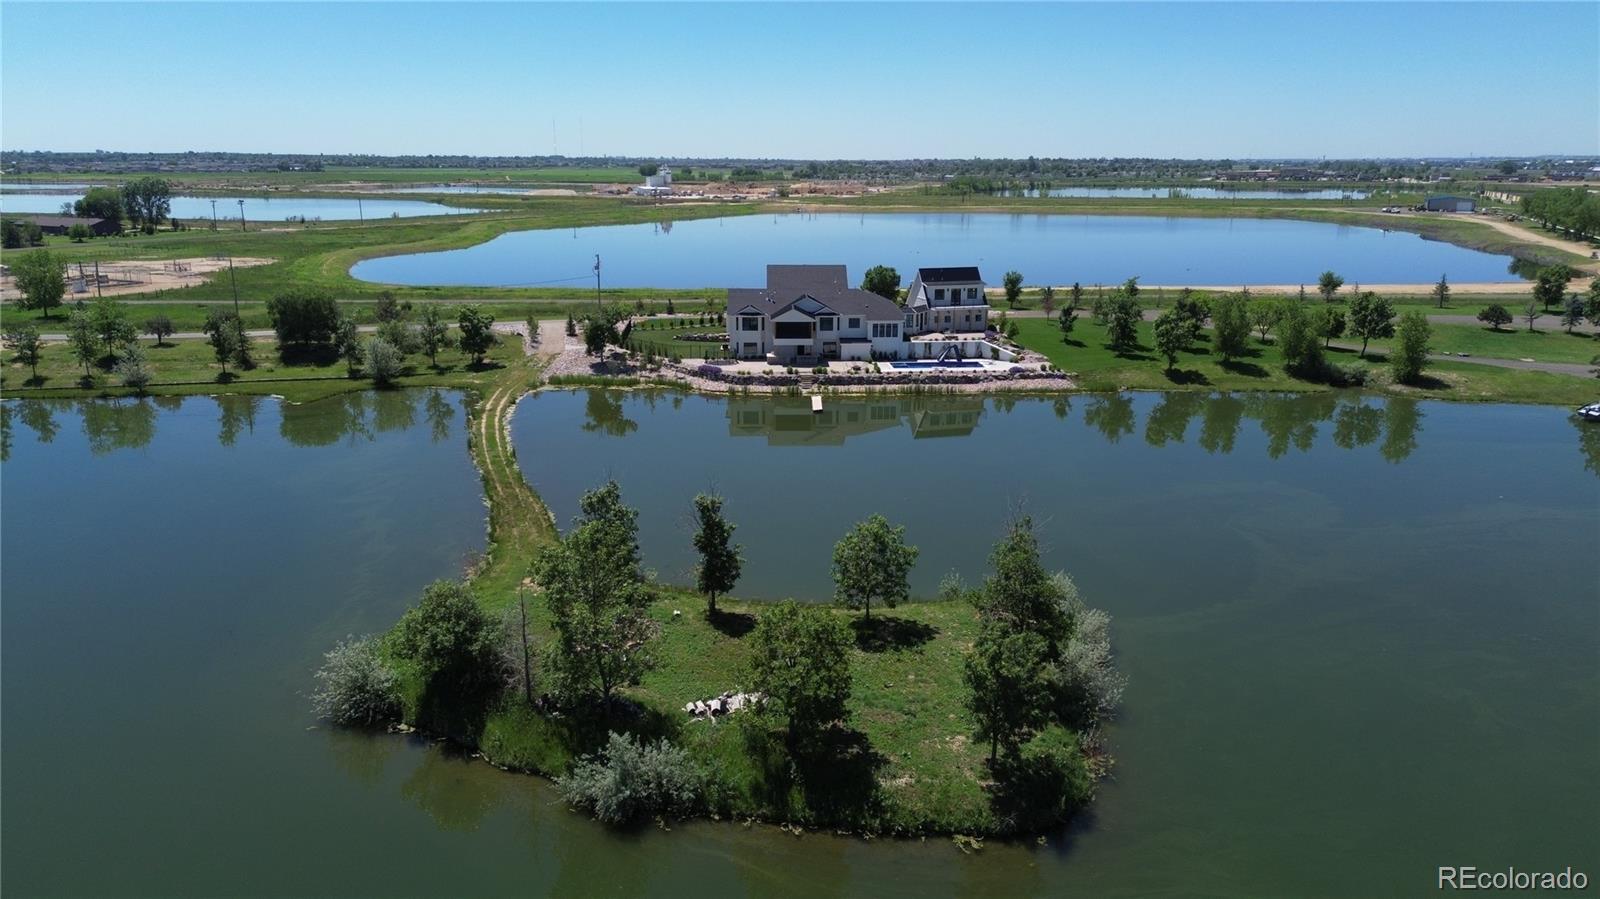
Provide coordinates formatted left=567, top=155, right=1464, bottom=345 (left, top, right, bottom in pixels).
left=0, top=191, right=478, bottom=221
left=512, top=389, right=1600, bottom=895
left=351, top=212, right=1517, bottom=289
left=1007, top=186, right=1373, bottom=200
left=4, top=389, right=1596, bottom=897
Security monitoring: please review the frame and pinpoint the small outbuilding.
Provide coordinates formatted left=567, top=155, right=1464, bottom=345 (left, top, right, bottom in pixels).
left=1423, top=195, right=1476, bottom=213
left=8, top=214, right=120, bottom=236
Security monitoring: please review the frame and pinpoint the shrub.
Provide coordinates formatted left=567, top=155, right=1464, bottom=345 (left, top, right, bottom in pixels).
left=115, top=344, right=153, bottom=392
left=558, top=732, right=712, bottom=825
left=1054, top=576, right=1126, bottom=726
left=366, top=338, right=404, bottom=386
left=311, top=636, right=401, bottom=726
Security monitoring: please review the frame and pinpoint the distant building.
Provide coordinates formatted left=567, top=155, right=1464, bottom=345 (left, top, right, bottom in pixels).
left=1423, top=195, right=1476, bottom=213
left=634, top=166, right=673, bottom=197
left=6, top=214, right=119, bottom=236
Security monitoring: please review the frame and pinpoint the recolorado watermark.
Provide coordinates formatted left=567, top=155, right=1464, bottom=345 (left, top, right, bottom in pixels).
left=1439, top=866, right=1589, bottom=891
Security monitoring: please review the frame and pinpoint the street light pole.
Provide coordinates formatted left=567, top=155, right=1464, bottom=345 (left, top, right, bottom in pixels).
left=357, top=197, right=364, bottom=223
left=594, top=254, right=602, bottom=311
left=228, top=257, right=240, bottom=317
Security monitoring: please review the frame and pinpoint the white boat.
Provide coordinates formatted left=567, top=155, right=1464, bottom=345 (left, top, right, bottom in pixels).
left=1577, top=402, right=1600, bottom=422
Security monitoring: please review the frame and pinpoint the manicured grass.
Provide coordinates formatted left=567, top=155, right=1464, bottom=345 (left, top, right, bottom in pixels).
left=627, top=315, right=728, bottom=358
left=1370, top=322, right=1599, bottom=365
left=1011, top=316, right=1596, bottom=406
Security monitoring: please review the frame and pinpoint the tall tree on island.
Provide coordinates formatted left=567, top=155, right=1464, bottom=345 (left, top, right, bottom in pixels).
left=533, top=481, right=658, bottom=717
left=832, top=514, right=918, bottom=620
left=691, top=493, right=742, bottom=615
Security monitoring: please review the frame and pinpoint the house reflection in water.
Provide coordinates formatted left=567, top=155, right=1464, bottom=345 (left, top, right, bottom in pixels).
left=725, top=396, right=984, bottom=445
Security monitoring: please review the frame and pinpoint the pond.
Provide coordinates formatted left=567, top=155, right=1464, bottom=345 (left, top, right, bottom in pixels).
left=351, top=212, right=1518, bottom=289
left=3, top=389, right=1595, bottom=897
left=512, top=389, right=1600, bottom=895
left=0, top=190, right=480, bottom=221
left=1003, top=186, right=1373, bottom=200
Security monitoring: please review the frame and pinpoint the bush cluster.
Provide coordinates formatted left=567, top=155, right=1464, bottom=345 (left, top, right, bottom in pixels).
left=558, top=732, right=715, bottom=825
left=311, top=636, right=401, bottom=726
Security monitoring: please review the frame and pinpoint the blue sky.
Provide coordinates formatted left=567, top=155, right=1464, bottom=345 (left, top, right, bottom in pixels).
left=3, top=2, right=1596, bottom=158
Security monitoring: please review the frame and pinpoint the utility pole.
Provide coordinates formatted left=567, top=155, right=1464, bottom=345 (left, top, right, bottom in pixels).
left=593, top=254, right=602, bottom=311
left=210, top=198, right=218, bottom=230
left=94, top=260, right=102, bottom=298
left=237, top=199, right=246, bottom=232
left=228, top=257, right=240, bottom=316
left=357, top=197, right=364, bottom=223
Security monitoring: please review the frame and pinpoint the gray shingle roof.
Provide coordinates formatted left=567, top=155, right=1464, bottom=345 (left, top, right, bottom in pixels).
left=728, top=265, right=901, bottom=320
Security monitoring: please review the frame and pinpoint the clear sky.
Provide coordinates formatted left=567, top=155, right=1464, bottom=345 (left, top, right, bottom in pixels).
left=3, top=2, right=1596, bottom=159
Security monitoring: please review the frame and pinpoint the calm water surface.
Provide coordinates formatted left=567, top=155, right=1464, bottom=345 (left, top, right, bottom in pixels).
left=1008, top=186, right=1373, bottom=200
left=352, top=212, right=1517, bottom=289
left=0, top=191, right=478, bottom=221
left=4, top=390, right=1596, bottom=897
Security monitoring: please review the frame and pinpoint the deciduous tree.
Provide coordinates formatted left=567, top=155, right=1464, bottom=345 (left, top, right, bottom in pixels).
left=457, top=305, right=497, bottom=364
left=831, top=514, right=918, bottom=620
left=1390, top=311, right=1431, bottom=385
left=965, top=622, right=1052, bottom=763
left=1346, top=291, right=1395, bottom=356
left=418, top=304, right=449, bottom=366
left=10, top=249, right=66, bottom=318
left=1106, top=294, right=1142, bottom=353
left=1317, top=270, right=1345, bottom=303
left=144, top=315, right=175, bottom=347
left=746, top=601, right=852, bottom=740
left=1002, top=270, right=1024, bottom=309
left=4, top=323, right=44, bottom=380
left=267, top=289, right=341, bottom=346
left=1211, top=292, right=1252, bottom=361
left=691, top=493, right=742, bottom=614
left=861, top=265, right=901, bottom=301
left=1152, top=306, right=1196, bottom=371
left=532, top=481, right=658, bottom=714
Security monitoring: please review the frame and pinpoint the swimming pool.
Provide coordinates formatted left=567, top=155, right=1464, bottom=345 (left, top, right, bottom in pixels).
left=886, top=360, right=987, bottom=370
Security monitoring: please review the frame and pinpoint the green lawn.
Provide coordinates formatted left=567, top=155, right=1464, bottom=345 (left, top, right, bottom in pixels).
left=1011, top=316, right=1596, bottom=406
left=627, top=314, right=728, bottom=358
left=1369, top=322, right=1599, bottom=365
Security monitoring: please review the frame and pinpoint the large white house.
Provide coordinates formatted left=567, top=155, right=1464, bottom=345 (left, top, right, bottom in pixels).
left=727, top=265, right=907, bottom=362
left=903, top=266, right=989, bottom=334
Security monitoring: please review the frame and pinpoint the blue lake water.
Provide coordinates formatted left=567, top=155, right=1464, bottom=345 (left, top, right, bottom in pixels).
left=1008, top=186, right=1373, bottom=200
left=351, top=212, right=1518, bottom=289
left=0, top=191, right=479, bottom=221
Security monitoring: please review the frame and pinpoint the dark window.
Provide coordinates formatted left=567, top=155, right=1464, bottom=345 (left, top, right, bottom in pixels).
left=848, top=317, right=861, bottom=329
left=774, top=321, right=812, bottom=339
left=819, top=317, right=835, bottom=331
